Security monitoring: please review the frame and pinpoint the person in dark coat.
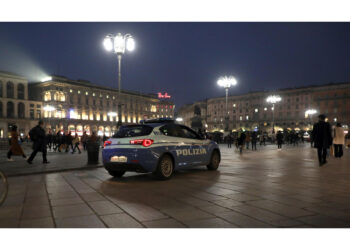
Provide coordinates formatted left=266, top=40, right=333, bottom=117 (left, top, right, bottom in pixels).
left=65, top=132, right=74, bottom=153
left=47, top=129, right=53, bottom=151
left=227, top=134, right=233, bottom=148
left=237, top=130, right=246, bottom=154
left=276, top=131, right=283, bottom=150
left=312, top=114, right=333, bottom=166
left=7, top=125, right=27, bottom=161
left=27, top=120, right=49, bottom=164
left=251, top=131, right=257, bottom=150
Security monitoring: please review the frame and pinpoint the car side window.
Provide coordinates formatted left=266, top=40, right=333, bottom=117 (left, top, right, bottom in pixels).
left=180, top=126, right=200, bottom=139
left=159, top=124, right=184, bottom=137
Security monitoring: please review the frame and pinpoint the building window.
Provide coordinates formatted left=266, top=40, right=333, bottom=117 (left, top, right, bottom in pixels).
left=0, top=80, right=3, bottom=97
left=70, top=96, right=73, bottom=104
left=70, top=89, right=73, bottom=93
left=239, top=116, right=242, bottom=121
left=37, top=104, right=41, bottom=108
left=30, top=104, right=34, bottom=108
left=85, top=98, right=89, bottom=105
left=78, top=97, right=81, bottom=105
left=17, top=83, right=25, bottom=99
left=93, top=99, right=96, bottom=106
left=0, top=101, right=2, bottom=117
left=100, top=100, right=103, bottom=107
left=246, top=115, right=249, bottom=120
left=85, top=92, right=88, bottom=95
left=6, top=82, right=14, bottom=98
left=93, top=93, right=95, bottom=96
left=18, top=103, right=25, bottom=118
left=44, top=91, right=51, bottom=101
left=37, top=110, right=41, bottom=119
left=78, top=90, right=81, bottom=94
left=7, top=101, right=14, bottom=118
left=30, top=109, right=34, bottom=119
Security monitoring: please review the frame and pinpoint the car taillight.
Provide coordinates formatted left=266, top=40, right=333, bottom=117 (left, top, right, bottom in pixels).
left=130, top=139, right=154, bottom=147
left=104, top=140, right=112, bottom=147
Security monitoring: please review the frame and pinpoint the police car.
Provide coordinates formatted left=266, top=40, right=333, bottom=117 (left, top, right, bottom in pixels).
left=102, top=118, right=221, bottom=180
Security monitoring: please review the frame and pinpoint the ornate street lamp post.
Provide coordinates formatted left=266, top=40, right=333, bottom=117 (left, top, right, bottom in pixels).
left=217, top=76, right=237, bottom=132
left=266, top=95, right=282, bottom=134
left=103, top=33, right=135, bottom=128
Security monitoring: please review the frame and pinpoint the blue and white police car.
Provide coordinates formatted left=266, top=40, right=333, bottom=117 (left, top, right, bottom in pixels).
left=102, top=119, right=221, bottom=180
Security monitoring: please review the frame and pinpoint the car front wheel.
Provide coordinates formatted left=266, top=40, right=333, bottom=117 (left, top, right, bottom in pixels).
left=154, top=154, right=174, bottom=180
left=207, top=150, right=220, bottom=170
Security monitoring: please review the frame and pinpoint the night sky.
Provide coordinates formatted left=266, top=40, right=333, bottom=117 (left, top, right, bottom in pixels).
left=1, top=22, right=350, bottom=108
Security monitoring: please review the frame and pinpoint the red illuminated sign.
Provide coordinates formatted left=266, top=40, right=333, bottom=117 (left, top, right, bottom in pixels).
left=158, top=92, right=171, bottom=99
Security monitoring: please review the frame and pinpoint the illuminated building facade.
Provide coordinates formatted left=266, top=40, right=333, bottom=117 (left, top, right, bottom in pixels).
left=178, top=82, right=350, bottom=133
left=0, top=71, right=42, bottom=138
left=28, top=75, right=175, bottom=136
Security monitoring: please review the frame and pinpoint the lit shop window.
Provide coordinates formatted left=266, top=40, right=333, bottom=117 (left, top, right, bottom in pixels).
left=150, top=105, right=157, bottom=112
left=246, top=115, right=249, bottom=120
left=239, top=116, right=243, bottom=121
left=85, top=92, right=88, bottom=95
left=233, top=104, right=236, bottom=107
left=70, top=89, right=73, bottom=93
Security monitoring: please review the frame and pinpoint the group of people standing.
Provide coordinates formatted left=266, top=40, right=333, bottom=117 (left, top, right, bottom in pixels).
left=6, top=120, right=99, bottom=164
left=226, top=130, right=264, bottom=154
left=312, top=114, right=346, bottom=166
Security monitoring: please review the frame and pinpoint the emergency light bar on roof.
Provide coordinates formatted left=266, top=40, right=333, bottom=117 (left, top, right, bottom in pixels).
left=139, top=118, right=175, bottom=124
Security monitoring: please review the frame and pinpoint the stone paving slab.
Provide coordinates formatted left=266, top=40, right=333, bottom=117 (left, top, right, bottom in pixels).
left=0, top=147, right=103, bottom=176
left=1, top=144, right=350, bottom=228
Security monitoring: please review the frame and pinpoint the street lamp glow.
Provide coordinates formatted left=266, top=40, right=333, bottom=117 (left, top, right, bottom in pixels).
left=176, top=117, right=183, bottom=122
left=103, top=36, right=114, bottom=51
left=126, top=37, right=135, bottom=51
left=103, top=32, right=135, bottom=128
left=266, top=95, right=282, bottom=104
left=217, top=75, right=237, bottom=131
left=217, top=76, right=237, bottom=89
left=305, top=109, right=317, bottom=116
left=266, top=95, right=281, bottom=134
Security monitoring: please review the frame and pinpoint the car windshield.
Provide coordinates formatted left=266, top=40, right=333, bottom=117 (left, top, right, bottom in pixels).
left=112, top=125, right=153, bottom=138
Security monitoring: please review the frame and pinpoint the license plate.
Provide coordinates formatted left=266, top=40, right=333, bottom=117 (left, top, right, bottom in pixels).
left=110, top=156, right=127, bottom=162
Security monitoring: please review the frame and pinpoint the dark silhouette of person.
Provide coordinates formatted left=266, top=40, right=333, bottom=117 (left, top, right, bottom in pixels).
left=312, top=114, right=332, bottom=166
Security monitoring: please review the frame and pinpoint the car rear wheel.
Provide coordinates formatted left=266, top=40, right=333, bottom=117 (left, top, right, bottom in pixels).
left=108, top=170, right=126, bottom=178
left=154, top=154, right=174, bottom=180
left=207, top=150, right=220, bottom=170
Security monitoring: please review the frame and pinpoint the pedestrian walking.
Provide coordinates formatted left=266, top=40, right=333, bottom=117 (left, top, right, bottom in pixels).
left=251, top=131, right=257, bottom=150
left=72, top=134, right=81, bottom=154
left=333, top=123, right=345, bottom=158
left=237, top=130, right=246, bottom=154
left=245, top=132, right=251, bottom=150
left=47, top=129, right=53, bottom=151
left=7, top=125, right=27, bottom=161
left=227, top=134, right=233, bottom=148
left=276, top=130, right=283, bottom=150
left=27, top=120, right=49, bottom=164
left=81, top=131, right=88, bottom=151
left=311, top=114, right=333, bottom=166
left=65, top=132, right=74, bottom=153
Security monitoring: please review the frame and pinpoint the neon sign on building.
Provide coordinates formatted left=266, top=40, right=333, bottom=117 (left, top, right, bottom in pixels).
left=158, top=92, right=171, bottom=99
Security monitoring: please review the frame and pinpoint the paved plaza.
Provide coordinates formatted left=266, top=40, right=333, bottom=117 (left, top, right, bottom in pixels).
left=1, top=143, right=350, bottom=228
